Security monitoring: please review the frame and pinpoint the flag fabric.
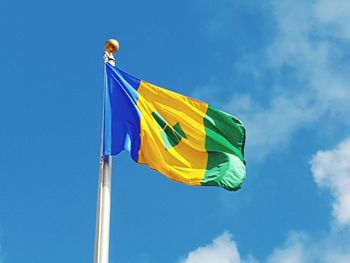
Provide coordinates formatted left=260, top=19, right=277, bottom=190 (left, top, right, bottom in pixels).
left=103, top=63, right=246, bottom=191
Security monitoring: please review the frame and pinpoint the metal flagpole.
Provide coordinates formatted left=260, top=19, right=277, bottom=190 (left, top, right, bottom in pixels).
left=94, top=39, right=119, bottom=263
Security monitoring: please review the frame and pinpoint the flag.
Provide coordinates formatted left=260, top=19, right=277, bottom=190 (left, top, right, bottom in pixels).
left=103, top=63, right=246, bottom=191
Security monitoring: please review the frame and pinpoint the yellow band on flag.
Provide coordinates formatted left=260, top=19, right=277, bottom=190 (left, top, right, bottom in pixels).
left=137, top=81, right=209, bottom=185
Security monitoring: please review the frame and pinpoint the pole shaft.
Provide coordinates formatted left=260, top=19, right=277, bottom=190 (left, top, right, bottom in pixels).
left=94, top=155, right=112, bottom=263
left=94, top=54, right=115, bottom=263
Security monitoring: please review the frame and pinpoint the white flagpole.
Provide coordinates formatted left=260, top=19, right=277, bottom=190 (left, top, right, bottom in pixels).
left=94, top=39, right=119, bottom=263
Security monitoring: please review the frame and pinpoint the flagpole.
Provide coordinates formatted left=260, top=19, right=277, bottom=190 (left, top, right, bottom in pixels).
left=94, top=39, right=119, bottom=263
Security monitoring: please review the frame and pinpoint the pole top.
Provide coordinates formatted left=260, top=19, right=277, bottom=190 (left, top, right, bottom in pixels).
left=104, top=39, right=119, bottom=54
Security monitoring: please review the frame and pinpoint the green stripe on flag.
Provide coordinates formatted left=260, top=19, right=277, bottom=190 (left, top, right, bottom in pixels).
left=201, top=106, right=246, bottom=191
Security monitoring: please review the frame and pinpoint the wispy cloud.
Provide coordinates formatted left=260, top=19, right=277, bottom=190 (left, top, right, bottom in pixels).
left=265, top=230, right=350, bottom=263
left=240, top=0, right=350, bottom=158
left=265, top=232, right=306, bottom=263
left=314, top=0, right=350, bottom=40
left=196, top=0, right=350, bottom=158
left=311, top=138, right=350, bottom=227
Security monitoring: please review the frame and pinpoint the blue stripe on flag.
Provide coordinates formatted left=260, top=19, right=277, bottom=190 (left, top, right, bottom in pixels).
left=103, top=63, right=141, bottom=161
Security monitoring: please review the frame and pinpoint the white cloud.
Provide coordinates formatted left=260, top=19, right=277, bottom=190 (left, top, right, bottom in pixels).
left=314, top=0, right=350, bottom=40
left=197, top=0, right=350, bottom=158
left=180, top=232, right=241, bottom=263
left=266, top=231, right=350, bottom=263
left=265, top=232, right=307, bottom=263
left=248, top=0, right=350, bottom=157
left=311, top=138, right=350, bottom=227
left=180, top=230, right=350, bottom=263
left=180, top=232, right=258, bottom=263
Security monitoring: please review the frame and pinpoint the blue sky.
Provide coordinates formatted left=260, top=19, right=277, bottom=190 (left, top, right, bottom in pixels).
left=1, top=0, right=350, bottom=262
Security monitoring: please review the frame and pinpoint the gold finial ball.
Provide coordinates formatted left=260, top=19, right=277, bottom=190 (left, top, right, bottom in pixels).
left=104, top=39, right=119, bottom=53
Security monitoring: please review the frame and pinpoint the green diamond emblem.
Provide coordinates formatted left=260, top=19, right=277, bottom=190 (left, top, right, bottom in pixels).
left=152, top=111, right=187, bottom=150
